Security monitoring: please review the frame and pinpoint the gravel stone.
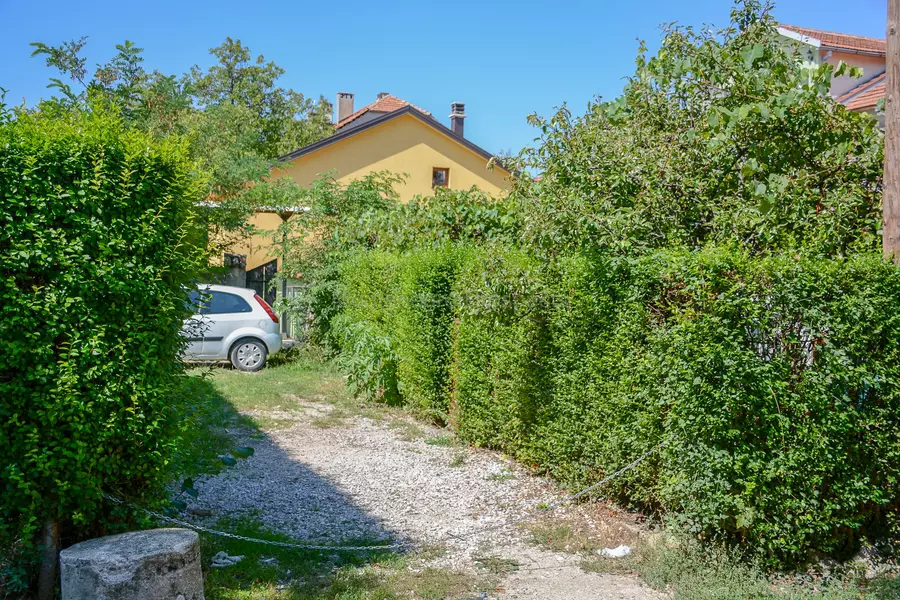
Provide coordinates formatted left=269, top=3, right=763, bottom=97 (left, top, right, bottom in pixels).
left=191, top=399, right=664, bottom=599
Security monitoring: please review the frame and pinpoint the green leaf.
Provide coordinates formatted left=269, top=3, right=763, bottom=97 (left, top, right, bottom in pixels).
left=221, top=456, right=238, bottom=466
left=172, top=499, right=188, bottom=511
left=231, top=447, right=255, bottom=459
left=743, top=43, right=764, bottom=68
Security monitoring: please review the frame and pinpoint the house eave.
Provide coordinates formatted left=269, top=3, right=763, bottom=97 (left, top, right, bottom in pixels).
left=820, top=45, right=886, bottom=58
left=777, top=26, right=885, bottom=58
left=778, top=26, right=822, bottom=48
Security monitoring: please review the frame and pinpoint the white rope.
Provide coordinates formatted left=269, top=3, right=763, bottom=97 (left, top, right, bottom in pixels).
left=103, top=494, right=408, bottom=551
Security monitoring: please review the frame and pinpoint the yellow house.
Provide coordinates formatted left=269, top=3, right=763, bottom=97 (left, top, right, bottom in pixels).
left=233, top=92, right=511, bottom=299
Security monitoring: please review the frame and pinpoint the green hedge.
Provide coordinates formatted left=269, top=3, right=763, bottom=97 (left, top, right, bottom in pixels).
left=333, top=246, right=464, bottom=421
left=332, top=250, right=402, bottom=404
left=392, top=247, right=466, bottom=421
left=644, top=250, right=900, bottom=563
left=332, top=245, right=900, bottom=566
left=0, top=104, right=207, bottom=589
left=451, top=250, right=551, bottom=449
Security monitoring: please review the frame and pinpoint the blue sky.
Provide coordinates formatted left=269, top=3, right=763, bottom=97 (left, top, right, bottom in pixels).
left=0, top=0, right=888, bottom=154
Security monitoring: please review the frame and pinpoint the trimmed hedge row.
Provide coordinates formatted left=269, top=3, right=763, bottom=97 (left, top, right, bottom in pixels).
left=331, top=245, right=900, bottom=565
left=0, top=104, right=207, bottom=589
left=333, top=247, right=466, bottom=419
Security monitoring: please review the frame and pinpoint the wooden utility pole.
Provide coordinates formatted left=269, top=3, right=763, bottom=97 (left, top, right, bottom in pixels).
left=886, top=0, right=900, bottom=261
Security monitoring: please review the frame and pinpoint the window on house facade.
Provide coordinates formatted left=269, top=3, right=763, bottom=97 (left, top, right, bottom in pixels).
left=432, top=167, right=449, bottom=188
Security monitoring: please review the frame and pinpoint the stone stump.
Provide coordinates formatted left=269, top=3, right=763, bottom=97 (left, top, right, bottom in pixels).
left=60, top=528, right=204, bottom=600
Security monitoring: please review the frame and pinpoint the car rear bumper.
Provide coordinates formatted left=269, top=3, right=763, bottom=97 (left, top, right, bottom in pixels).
left=263, top=332, right=282, bottom=355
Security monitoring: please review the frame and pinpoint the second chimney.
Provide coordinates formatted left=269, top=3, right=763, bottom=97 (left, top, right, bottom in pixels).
left=449, top=102, right=466, bottom=138
left=337, top=92, right=355, bottom=123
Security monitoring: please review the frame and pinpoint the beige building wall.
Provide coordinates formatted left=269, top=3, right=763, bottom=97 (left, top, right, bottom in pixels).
left=271, top=113, right=509, bottom=198
left=233, top=113, right=510, bottom=271
left=238, top=212, right=285, bottom=272
left=824, top=51, right=885, bottom=98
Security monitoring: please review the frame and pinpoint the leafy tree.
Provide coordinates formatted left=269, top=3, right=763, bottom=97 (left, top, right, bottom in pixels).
left=277, top=171, right=405, bottom=278
left=28, top=36, right=334, bottom=255
left=265, top=172, right=405, bottom=344
left=92, top=41, right=148, bottom=121
left=329, top=186, right=521, bottom=252
left=28, top=37, right=89, bottom=103
left=186, top=37, right=333, bottom=157
left=512, top=0, right=883, bottom=258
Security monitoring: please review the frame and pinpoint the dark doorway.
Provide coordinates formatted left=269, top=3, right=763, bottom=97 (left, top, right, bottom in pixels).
left=246, top=259, right=277, bottom=306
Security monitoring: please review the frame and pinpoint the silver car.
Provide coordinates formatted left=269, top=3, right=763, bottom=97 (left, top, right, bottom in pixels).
left=183, top=284, right=282, bottom=371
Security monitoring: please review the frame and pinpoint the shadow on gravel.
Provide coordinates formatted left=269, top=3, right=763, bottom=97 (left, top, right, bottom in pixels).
left=172, top=371, right=419, bottom=600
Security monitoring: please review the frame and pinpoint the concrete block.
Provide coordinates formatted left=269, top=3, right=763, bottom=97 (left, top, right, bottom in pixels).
left=60, top=528, right=203, bottom=600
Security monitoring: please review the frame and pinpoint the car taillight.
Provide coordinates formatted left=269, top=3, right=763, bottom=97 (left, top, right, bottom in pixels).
left=254, top=294, right=279, bottom=323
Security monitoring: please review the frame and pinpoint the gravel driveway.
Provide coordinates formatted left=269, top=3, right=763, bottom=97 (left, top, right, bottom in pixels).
left=192, top=392, right=663, bottom=599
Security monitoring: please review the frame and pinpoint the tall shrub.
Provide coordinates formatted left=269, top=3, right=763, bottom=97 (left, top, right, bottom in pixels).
left=332, top=249, right=403, bottom=403
left=330, top=243, right=900, bottom=564
left=449, top=247, right=900, bottom=565
left=644, top=250, right=900, bottom=564
left=512, top=1, right=883, bottom=257
left=0, top=101, right=207, bottom=590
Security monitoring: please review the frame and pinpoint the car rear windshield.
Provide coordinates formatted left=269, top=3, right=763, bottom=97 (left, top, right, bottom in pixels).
left=203, top=291, right=252, bottom=314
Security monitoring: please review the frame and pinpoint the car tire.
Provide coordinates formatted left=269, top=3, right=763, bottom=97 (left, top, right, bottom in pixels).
left=230, top=338, right=268, bottom=372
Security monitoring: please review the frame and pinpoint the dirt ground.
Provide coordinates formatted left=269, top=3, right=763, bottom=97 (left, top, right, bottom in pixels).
left=192, top=387, right=664, bottom=599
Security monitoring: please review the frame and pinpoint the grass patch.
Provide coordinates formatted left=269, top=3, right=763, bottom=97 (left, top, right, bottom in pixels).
left=449, top=450, right=467, bottom=467
left=473, top=554, right=520, bottom=575
left=425, top=435, right=454, bottom=447
left=199, top=514, right=390, bottom=600
left=254, top=416, right=299, bottom=430
left=172, top=372, right=256, bottom=480
left=206, top=347, right=352, bottom=416
left=529, top=522, right=598, bottom=554
left=200, top=515, right=488, bottom=600
left=206, top=346, right=412, bottom=432
left=528, top=520, right=899, bottom=600
left=387, top=418, right=426, bottom=441
left=485, top=469, right=516, bottom=482
left=623, top=539, right=900, bottom=600
left=323, top=565, right=485, bottom=600
left=310, top=409, right=350, bottom=429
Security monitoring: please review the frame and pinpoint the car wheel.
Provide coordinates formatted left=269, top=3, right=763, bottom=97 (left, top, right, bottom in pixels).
left=230, top=338, right=268, bottom=372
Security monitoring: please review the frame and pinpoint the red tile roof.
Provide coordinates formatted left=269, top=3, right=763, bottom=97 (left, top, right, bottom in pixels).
left=780, top=24, right=886, bottom=55
left=336, top=94, right=432, bottom=129
left=837, top=72, right=886, bottom=111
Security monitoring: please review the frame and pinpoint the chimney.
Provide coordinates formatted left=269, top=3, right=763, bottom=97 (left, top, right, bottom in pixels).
left=336, top=92, right=354, bottom=123
left=449, top=102, right=466, bottom=138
